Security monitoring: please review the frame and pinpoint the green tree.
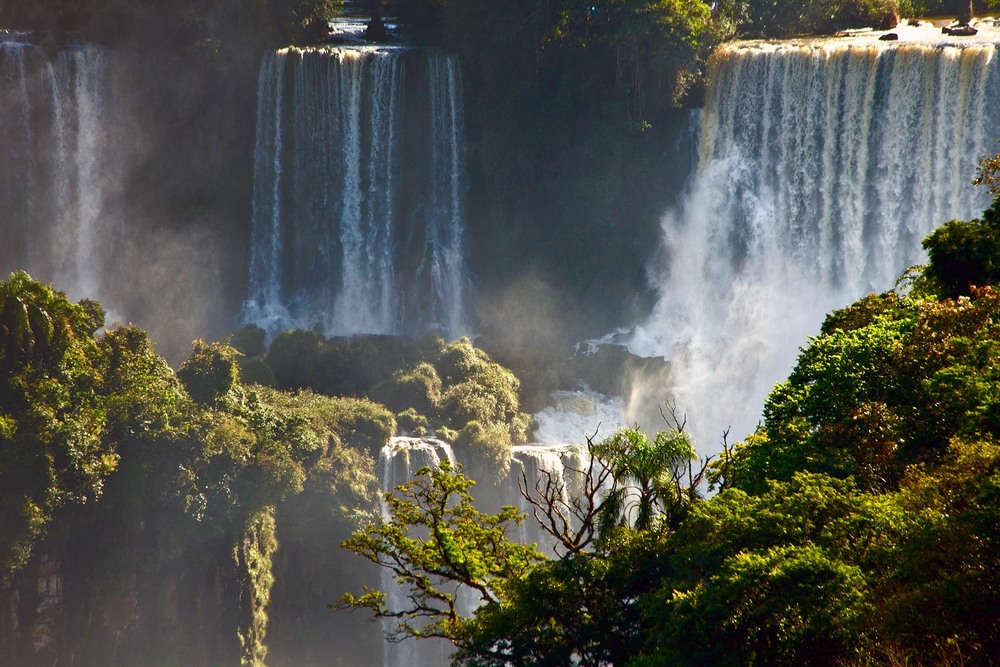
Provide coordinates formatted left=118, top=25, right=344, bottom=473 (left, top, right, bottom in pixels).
left=643, top=473, right=896, bottom=666
left=338, top=460, right=545, bottom=644
left=724, top=276, right=1000, bottom=495
left=922, top=200, right=1000, bottom=298
left=0, top=273, right=110, bottom=576
left=881, top=438, right=1000, bottom=661
left=339, top=425, right=708, bottom=665
left=591, top=424, right=698, bottom=532
left=456, top=526, right=674, bottom=667
left=178, top=339, right=242, bottom=406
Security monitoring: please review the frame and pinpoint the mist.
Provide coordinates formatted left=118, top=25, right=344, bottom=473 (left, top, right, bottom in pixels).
left=0, top=6, right=264, bottom=364
left=629, top=34, right=1000, bottom=455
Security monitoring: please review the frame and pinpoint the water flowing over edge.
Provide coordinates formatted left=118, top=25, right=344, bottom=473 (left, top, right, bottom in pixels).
left=243, top=46, right=469, bottom=341
left=0, top=38, right=120, bottom=308
left=374, top=438, right=595, bottom=667
left=630, top=38, right=1000, bottom=455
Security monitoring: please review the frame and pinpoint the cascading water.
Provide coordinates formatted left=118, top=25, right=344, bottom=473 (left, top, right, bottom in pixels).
left=376, top=437, right=459, bottom=667
left=509, top=444, right=591, bottom=553
left=532, top=390, right=627, bottom=446
left=631, top=29, right=1000, bottom=453
left=0, top=33, right=118, bottom=304
left=376, top=438, right=599, bottom=667
left=243, top=46, right=468, bottom=340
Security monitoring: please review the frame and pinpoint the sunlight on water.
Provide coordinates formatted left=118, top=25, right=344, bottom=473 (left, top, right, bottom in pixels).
left=243, top=47, right=469, bottom=341
left=632, top=35, right=1000, bottom=455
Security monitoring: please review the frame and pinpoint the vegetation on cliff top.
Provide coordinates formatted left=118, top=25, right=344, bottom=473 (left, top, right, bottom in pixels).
left=232, top=329, right=534, bottom=481
left=0, top=274, right=391, bottom=664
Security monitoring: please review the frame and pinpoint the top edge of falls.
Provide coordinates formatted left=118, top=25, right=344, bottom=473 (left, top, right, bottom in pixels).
left=0, top=30, right=31, bottom=44
left=723, top=19, right=1000, bottom=51
left=386, top=438, right=589, bottom=453
left=514, top=443, right=589, bottom=455
left=273, top=43, right=434, bottom=57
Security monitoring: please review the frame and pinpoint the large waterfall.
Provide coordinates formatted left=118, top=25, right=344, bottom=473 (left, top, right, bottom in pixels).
left=0, top=33, right=118, bottom=304
left=631, top=32, right=1000, bottom=452
left=243, top=46, right=468, bottom=340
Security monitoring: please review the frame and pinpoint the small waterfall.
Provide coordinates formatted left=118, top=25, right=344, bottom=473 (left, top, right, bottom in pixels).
left=631, top=36, right=1000, bottom=452
left=509, top=444, right=591, bottom=553
left=376, top=437, right=457, bottom=667
left=244, top=46, right=468, bottom=340
left=376, top=438, right=599, bottom=667
left=0, top=35, right=117, bottom=303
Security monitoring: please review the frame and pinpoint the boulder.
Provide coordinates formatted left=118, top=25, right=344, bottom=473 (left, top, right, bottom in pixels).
left=942, top=24, right=978, bottom=36
left=363, top=14, right=389, bottom=42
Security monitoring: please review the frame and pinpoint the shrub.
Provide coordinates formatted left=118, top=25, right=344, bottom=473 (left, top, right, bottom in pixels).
left=435, top=337, right=486, bottom=384
left=227, top=324, right=267, bottom=358
left=440, top=372, right=521, bottom=426
left=455, top=420, right=513, bottom=480
left=509, top=412, right=534, bottom=444
left=923, top=201, right=1000, bottom=299
left=323, top=397, right=396, bottom=455
left=267, top=330, right=326, bottom=391
left=824, top=0, right=899, bottom=31
left=239, top=355, right=277, bottom=386
left=372, top=362, right=442, bottom=415
left=177, top=340, right=241, bottom=405
left=435, top=425, right=459, bottom=443
left=437, top=342, right=522, bottom=426
left=397, top=408, right=431, bottom=435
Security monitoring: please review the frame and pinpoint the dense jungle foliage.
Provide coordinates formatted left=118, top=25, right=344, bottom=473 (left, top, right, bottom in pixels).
left=0, top=271, right=395, bottom=664
left=0, top=271, right=538, bottom=664
left=340, top=182, right=1000, bottom=666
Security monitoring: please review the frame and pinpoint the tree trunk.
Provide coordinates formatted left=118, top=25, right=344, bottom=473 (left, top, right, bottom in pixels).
left=958, top=0, right=973, bottom=25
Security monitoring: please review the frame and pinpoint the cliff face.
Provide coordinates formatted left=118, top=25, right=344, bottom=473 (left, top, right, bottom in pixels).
left=0, top=501, right=380, bottom=667
left=1, top=517, right=242, bottom=666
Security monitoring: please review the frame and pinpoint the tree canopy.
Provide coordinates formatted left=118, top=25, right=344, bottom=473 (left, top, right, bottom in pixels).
left=339, top=161, right=1000, bottom=666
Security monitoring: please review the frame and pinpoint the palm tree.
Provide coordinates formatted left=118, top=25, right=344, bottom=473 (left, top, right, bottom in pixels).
left=0, top=272, right=56, bottom=375
left=591, top=426, right=697, bottom=534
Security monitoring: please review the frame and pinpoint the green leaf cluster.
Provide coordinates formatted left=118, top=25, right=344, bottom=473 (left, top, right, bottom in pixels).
left=255, top=331, right=534, bottom=478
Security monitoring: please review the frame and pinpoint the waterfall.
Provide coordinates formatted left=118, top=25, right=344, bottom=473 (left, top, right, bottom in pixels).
left=532, top=390, right=627, bottom=446
left=244, top=46, right=468, bottom=340
left=509, top=444, right=591, bottom=553
left=376, top=437, right=457, bottom=667
left=0, top=35, right=117, bottom=303
left=631, top=36, right=1000, bottom=453
left=376, top=438, right=599, bottom=667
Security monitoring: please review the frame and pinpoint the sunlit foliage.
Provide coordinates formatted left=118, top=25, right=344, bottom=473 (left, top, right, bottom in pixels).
left=340, top=176, right=1000, bottom=665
